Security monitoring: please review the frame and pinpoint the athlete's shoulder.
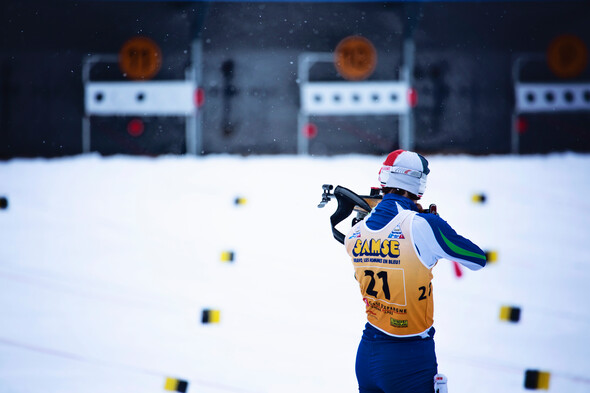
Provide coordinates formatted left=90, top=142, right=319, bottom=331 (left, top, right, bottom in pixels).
left=416, top=211, right=444, bottom=224
left=415, top=212, right=457, bottom=236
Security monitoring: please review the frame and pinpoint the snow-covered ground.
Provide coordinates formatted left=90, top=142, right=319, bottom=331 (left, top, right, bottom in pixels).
left=1, top=153, right=589, bottom=393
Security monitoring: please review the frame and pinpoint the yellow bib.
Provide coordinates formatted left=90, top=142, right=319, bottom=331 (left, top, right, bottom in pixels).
left=345, top=210, right=434, bottom=337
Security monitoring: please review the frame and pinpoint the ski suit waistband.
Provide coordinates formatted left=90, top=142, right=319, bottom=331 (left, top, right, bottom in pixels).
left=362, top=322, right=436, bottom=342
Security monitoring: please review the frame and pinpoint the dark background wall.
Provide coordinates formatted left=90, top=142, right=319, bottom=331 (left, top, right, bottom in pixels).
left=1, top=1, right=589, bottom=158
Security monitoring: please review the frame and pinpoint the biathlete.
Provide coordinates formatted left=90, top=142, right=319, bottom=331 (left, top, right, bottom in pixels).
left=344, top=150, right=486, bottom=393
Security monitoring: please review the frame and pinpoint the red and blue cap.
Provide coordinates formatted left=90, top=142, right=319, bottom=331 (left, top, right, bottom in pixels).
left=378, top=149, right=430, bottom=198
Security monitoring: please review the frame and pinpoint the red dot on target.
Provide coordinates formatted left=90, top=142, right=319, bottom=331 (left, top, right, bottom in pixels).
left=302, top=123, right=318, bottom=139
left=516, top=117, right=528, bottom=134
left=194, top=88, right=205, bottom=108
left=407, top=88, right=418, bottom=108
left=127, top=119, right=145, bottom=137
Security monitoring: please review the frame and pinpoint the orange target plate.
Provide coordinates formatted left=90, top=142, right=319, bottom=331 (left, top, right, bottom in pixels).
left=334, top=36, right=377, bottom=81
left=547, top=34, right=588, bottom=79
left=119, top=36, right=162, bottom=80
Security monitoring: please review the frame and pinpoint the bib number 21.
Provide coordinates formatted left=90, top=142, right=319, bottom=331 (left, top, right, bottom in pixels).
left=364, top=270, right=390, bottom=300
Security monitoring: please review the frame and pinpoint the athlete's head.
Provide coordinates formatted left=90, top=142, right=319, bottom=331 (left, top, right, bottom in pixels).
left=378, top=149, right=430, bottom=199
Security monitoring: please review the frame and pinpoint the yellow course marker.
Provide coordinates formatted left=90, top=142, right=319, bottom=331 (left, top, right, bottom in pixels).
left=202, top=309, right=221, bottom=324
left=220, top=251, right=234, bottom=262
left=234, top=197, right=248, bottom=205
left=471, top=193, right=487, bottom=203
left=485, top=250, right=498, bottom=263
left=499, top=306, right=521, bottom=323
left=524, top=370, right=551, bottom=390
left=164, top=377, right=189, bottom=393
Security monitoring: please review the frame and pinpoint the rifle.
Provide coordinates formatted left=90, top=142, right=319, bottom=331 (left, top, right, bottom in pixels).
left=318, top=184, right=437, bottom=245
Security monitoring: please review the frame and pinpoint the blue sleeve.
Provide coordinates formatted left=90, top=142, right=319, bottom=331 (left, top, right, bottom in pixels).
left=412, top=213, right=487, bottom=270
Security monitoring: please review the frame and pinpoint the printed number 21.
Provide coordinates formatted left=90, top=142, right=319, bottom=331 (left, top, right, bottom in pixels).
left=364, top=270, right=390, bottom=300
left=418, top=282, right=432, bottom=301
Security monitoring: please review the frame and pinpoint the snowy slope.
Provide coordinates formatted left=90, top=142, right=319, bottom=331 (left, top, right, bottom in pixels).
left=0, top=153, right=589, bottom=393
